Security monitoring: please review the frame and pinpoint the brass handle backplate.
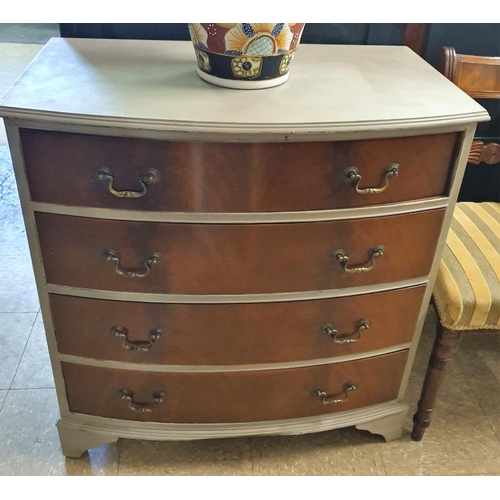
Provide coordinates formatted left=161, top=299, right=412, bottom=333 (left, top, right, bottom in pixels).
left=323, top=319, right=370, bottom=344
left=312, top=382, right=358, bottom=405
left=111, top=326, right=162, bottom=351
left=343, top=163, right=399, bottom=194
left=95, top=167, right=160, bottom=198
left=104, top=249, right=161, bottom=278
left=333, top=245, right=385, bottom=274
left=119, top=389, right=164, bottom=413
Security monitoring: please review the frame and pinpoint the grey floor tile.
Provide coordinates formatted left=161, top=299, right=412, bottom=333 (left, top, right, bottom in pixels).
left=251, top=427, right=386, bottom=476
left=12, top=313, right=54, bottom=389
left=0, top=312, right=36, bottom=389
left=0, top=144, right=13, bottom=175
left=118, top=437, right=253, bottom=476
left=0, top=208, right=30, bottom=258
left=0, top=147, right=39, bottom=313
left=455, top=333, right=500, bottom=439
left=378, top=361, right=500, bottom=475
left=0, top=24, right=58, bottom=44
left=0, top=43, right=43, bottom=95
left=0, top=43, right=46, bottom=145
left=0, top=145, right=29, bottom=258
left=0, top=388, right=119, bottom=475
left=0, top=145, right=19, bottom=208
left=0, top=256, right=40, bottom=313
left=377, top=308, right=500, bottom=475
left=0, top=120, right=6, bottom=145
left=0, top=390, right=7, bottom=411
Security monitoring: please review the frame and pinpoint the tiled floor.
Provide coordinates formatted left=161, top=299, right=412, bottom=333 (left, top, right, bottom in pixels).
left=0, top=24, right=59, bottom=44
left=0, top=42, right=44, bottom=144
left=0, top=32, right=499, bottom=476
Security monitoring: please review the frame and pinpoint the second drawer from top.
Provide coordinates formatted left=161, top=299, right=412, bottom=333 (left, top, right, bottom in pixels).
left=36, top=209, right=445, bottom=295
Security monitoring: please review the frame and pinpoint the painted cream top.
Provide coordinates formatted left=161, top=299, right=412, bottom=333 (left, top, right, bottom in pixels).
left=0, top=38, right=489, bottom=135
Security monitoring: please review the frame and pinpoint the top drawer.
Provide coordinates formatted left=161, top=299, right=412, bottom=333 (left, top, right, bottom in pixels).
left=20, top=129, right=459, bottom=213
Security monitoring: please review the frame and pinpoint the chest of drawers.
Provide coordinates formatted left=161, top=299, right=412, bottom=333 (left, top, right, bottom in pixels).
left=0, top=38, right=488, bottom=457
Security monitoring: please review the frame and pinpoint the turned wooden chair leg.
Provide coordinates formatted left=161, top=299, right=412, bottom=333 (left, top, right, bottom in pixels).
left=411, top=324, right=461, bottom=441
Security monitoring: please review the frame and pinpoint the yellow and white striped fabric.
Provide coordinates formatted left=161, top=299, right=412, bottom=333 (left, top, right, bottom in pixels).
left=434, top=202, right=500, bottom=330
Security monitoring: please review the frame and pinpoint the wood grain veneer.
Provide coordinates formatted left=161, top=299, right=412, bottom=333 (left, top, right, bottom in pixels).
left=50, top=286, right=424, bottom=365
left=36, top=210, right=445, bottom=294
left=21, top=129, right=458, bottom=213
left=62, top=350, right=408, bottom=423
left=440, top=47, right=500, bottom=100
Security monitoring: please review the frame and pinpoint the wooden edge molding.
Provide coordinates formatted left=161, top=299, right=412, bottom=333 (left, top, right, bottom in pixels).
left=440, top=46, right=456, bottom=80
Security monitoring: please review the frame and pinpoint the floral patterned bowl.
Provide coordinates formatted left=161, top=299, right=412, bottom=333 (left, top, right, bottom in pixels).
left=188, top=23, right=305, bottom=89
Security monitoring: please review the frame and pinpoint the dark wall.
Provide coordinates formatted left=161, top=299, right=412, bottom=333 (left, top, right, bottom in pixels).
left=59, top=23, right=499, bottom=61
left=59, top=23, right=409, bottom=46
left=425, top=23, right=500, bottom=67
left=59, top=23, right=191, bottom=41
left=423, top=24, right=500, bottom=202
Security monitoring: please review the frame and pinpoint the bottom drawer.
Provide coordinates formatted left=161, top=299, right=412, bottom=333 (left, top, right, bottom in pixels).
left=62, top=350, right=408, bottom=423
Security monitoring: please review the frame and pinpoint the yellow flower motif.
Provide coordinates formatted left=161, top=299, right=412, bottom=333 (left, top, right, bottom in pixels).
left=195, top=49, right=211, bottom=72
left=225, top=23, right=293, bottom=56
left=189, top=23, right=208, bottom=48
left=231, top=56, right=262, bottom=78
left=279, top=50, right=295, bottom=75
left=216, top=23, right=238, bottom=29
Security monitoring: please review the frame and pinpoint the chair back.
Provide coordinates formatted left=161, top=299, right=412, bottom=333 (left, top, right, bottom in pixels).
left=440, top=46, right=500, bottom=99
left=440, top=47, right=500, bottom=165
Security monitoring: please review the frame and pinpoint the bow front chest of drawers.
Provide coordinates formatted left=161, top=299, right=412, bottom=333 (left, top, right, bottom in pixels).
left=0, top=38, right=488, bottom=457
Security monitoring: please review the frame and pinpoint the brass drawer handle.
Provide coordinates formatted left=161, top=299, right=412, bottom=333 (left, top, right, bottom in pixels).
left=323, top=319, right=370, bottom=344
left=119, top=389, right=165, bottom=413
left=104, top=249, right=161, bottom=278
left=111, top=326, right=162, bottom=351
left=333, top=245, right=385, bottom=274
left=312, top=382, right=358, bottom=405
left=95, top=167, right=160, bottom=198
left=343, top=163, right=399, bottom=194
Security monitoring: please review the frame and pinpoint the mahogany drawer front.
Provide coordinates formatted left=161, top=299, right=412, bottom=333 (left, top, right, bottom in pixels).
left=50, top=286, right=424, bottom=365
left=21, top=129, right=458, bottom=213
left=61, top=350, right=408, bottom=423
left=36, top=210, right=444, bottom=295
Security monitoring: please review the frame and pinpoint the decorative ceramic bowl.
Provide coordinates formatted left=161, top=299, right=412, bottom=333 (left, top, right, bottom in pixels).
left=188, top=23, right=306, bottom=89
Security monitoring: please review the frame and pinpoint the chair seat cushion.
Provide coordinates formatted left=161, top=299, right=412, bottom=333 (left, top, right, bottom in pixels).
left=433, top=202, right=500, bottom=330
